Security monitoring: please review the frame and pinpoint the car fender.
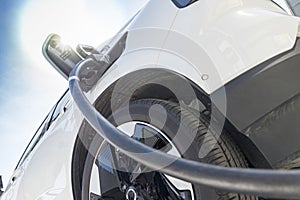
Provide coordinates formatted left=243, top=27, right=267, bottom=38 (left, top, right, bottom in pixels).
left=170, top=0, right=299, bottom=88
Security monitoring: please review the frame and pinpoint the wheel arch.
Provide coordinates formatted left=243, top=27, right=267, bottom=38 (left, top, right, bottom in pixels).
left=93, top=69, right=270, bottom=169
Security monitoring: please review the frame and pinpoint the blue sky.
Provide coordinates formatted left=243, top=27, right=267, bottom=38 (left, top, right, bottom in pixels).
left=0, top=0, right=147, bottom=187
left=0, top=0, right=24, bottom=93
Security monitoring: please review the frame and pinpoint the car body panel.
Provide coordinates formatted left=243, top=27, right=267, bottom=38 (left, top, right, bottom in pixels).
left=1, top=95, right=84, bottom=200
left=89, top=0, right=299, bottom=102
left=170, top=0, right=298, bottom=92
left=219, top=38, right=300, bottom=165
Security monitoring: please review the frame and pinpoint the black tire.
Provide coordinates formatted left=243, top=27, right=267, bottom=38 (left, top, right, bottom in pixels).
left=73, top=99, right=257, bottom=200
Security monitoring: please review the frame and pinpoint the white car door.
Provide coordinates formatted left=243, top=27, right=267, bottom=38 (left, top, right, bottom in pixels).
left=0, top=106, right=55, bottom=200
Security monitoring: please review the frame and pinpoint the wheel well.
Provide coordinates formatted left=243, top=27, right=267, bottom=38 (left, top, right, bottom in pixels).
left=94, top=69, right=271, bottom=169
left=223, top=121, right=271, bottom=168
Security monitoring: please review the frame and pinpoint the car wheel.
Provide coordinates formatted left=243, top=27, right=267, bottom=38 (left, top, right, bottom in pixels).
left=74, top=99, right=257, bottom=200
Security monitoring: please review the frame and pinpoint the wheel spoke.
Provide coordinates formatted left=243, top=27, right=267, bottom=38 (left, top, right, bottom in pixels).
left=90, top=164, right=101, bottom=196
left=90, top=192, right=108, bottom=200
left=93, top=122, right=194, bottom=200
left=132, top=123, right=172, bottom=152
left=158, top=173, right=193, bottom=200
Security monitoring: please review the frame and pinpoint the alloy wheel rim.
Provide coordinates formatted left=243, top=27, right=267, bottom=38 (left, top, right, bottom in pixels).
left=89, top=121, right=194, bottom=200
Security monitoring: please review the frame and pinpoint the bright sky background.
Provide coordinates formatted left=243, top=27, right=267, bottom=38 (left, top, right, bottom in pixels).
left=0, top=0, right=147, bottom=187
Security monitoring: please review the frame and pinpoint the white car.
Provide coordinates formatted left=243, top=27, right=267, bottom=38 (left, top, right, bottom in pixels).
left=1, top=0, right=300, bottom=199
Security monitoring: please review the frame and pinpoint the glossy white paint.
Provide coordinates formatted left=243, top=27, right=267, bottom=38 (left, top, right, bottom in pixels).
left=170, top=0, right=298, bottom=90
left=88, top=0, right=180, bottom=101
left=90, top=0, right=299, bottom=101
left=1, top=96, right=85, bottom=200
